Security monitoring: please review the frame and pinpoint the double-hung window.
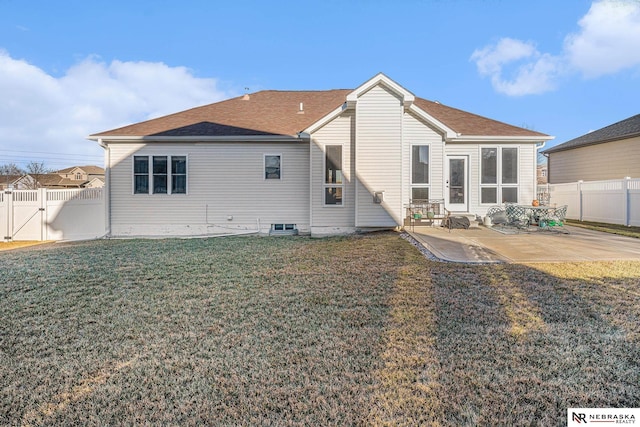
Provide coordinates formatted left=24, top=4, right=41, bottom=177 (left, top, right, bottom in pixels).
left=134, top=155, right=187, bottom=195
left=480, top=147, right=518, bottom=204
left=264, top=154, right=281, bottom=180
left=411, top=145, right=430, bottom=200
left=324, top=145, right=343, bottom=205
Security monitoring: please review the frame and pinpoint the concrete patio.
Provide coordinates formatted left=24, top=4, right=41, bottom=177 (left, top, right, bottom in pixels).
left=407, top=225, right=640, bottom=263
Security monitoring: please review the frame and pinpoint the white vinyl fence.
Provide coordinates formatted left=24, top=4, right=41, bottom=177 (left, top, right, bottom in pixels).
left=1, top=188, right=105, bottom=241
left=538, top=177, right=640, bottom=227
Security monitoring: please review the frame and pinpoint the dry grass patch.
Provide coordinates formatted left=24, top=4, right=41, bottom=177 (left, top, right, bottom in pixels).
left=566, top=219, right=640, bottom=239
left=0, top=234, right=406, bottom=425
left=1, top=233, right=639, bottom=425
left=431, top=261, right=640, bottom=425
left=0, top=241, right=52, bottom=252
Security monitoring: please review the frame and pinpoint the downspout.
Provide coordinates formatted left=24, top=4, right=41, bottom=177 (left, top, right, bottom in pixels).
left=98, top=138, right=111, bottom=238
left=535, top=140, right=547, bottom=189
left=306, top=133, right=313, bottom=234
left=542, top=151, right=550, bottom=184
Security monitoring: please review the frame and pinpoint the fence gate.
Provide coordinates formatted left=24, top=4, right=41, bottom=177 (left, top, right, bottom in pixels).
left=1, top=188, right=105, bottom=242
left=2, top=189, right=44, bottom=241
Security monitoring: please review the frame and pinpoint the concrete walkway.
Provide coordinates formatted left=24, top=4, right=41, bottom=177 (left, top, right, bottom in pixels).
left=408, top=225, right=640, bottom=263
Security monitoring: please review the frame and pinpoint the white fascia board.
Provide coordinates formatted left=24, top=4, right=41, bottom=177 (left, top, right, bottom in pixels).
left=88, top=135, right=307, bottom=143
left=346, top=72, right=415, bottom=107
left=407, top=104, right=458, bottom=139
left=447, top=135, right=555, bottom=143
left=302, top=103, right=346, bottom=135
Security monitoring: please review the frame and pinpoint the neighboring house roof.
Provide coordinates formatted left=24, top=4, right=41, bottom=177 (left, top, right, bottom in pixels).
left=543, top=114, right=640, bottom=154
left=90, top=78, right=549, bottom=140
left=57, top=165, right=105, bottom=175
left=0, top=175, right=34, bottom=189
left=88, top=177, right=105, bottom=184
left=0, top=174, right=22, bottom=185
left=37, top=174, right=86, bottom=188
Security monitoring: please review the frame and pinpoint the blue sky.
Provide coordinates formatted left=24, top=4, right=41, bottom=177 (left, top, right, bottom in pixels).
left=1, top=0, right=639, bottom=169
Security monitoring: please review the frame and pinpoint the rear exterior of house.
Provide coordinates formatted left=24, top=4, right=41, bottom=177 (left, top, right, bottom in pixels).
left=90, top=73, right=552, bottom=238
left=543, top=114, right=640, bottom=184
left=104, top=141, right=311, bottom=236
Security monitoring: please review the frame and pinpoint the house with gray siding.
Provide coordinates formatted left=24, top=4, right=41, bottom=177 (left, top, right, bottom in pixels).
left=542, top=114, right=640, bottom=184
left=89, top=73, right=552, bottom=237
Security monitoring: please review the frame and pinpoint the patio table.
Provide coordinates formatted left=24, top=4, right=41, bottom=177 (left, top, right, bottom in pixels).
left=510, top=204, right=567, bottom=226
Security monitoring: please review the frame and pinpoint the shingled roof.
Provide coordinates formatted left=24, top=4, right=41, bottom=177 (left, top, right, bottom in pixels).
left=413, top=98, right=547, bottom=137
left=90, top=88, right=548, bottom=139
left=92, top=90, right=351, bottom=138
left=543, top=114, right=640, bottom=154
left=57, top=165, right=105, bottom=175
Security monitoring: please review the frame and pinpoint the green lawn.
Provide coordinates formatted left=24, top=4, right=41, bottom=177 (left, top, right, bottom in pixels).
left=1, top=233, right=639, bottom=426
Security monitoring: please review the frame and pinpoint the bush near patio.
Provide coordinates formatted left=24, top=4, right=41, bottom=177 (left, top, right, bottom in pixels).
left=1, top=233, right=639, bottom=425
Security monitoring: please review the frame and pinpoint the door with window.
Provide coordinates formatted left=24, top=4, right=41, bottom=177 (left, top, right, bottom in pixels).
left=446, top=156, right=468, bottom=212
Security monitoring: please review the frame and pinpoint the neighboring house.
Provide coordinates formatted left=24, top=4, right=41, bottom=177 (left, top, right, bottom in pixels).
left=84, top=177, right=105, bottom=188
left=37, top=174, right=87, bottom=189
left=27, top=166, right=106, bottom=189
left=57, top=165, right=105, bottom=182
left=542, top=114, right=640, bottom=184
left=0, top=175, right=30, bottom=190
left=1, top=166, right=105, bottom=190
left=89, top=73, right=552, bottom=237
left=537, top=164, right=548, bottom=185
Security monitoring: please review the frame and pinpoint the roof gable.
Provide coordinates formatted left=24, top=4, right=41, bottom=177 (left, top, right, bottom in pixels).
left=544, top=114, right=640, bottom=153
left=346, top=72, right=415, bottom=106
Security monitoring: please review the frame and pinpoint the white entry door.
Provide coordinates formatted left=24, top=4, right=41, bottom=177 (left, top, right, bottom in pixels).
left=446, top=156, right=468, bottom=212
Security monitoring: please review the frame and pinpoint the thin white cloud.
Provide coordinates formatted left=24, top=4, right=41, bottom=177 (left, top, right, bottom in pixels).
left=470, top=38, right=537, bottom=76
left=470, top=38, right=560, bottom=96
left=470, top=0, right=640, bottom=96
left=565, top=0, right=640, bottom=78
left=0, top=50, right=232, bottom=167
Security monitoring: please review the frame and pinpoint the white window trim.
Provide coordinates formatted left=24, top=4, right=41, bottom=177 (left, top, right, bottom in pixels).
left=410, top=143, right=431, bottom=201
left=264, top=153, right=282, bottom=180
left=132, top=154, right=188, bottom=195
left=479, top=146, right=519, bottom=205
left=322, top=144, right=345, bottom=207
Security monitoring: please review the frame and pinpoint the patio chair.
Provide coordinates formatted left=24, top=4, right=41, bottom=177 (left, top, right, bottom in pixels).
left=554, top=205, right=568, bottom=223
left=505, top=203, right=531, bottom=229
left=486, top=206, right=508, bottom=225
left=549, top=205, right=568, bottom=225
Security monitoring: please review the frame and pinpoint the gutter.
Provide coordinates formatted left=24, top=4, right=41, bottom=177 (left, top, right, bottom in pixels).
left=87, top=135, right=309, bottom=143
left=97, top=138, right=111, bottom=238
left=446, top=135, right=554, bottom=143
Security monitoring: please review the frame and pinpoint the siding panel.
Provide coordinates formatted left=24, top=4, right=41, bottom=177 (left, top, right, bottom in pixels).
left=402, top=112, right=445, bottom=202
left=310, top=111, right=355, bottom=230
left=108, top=142, right=309, bottom=236
left=549, top=136, right=640, bottom=183
left=356, top=85, right=403, bottom=226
